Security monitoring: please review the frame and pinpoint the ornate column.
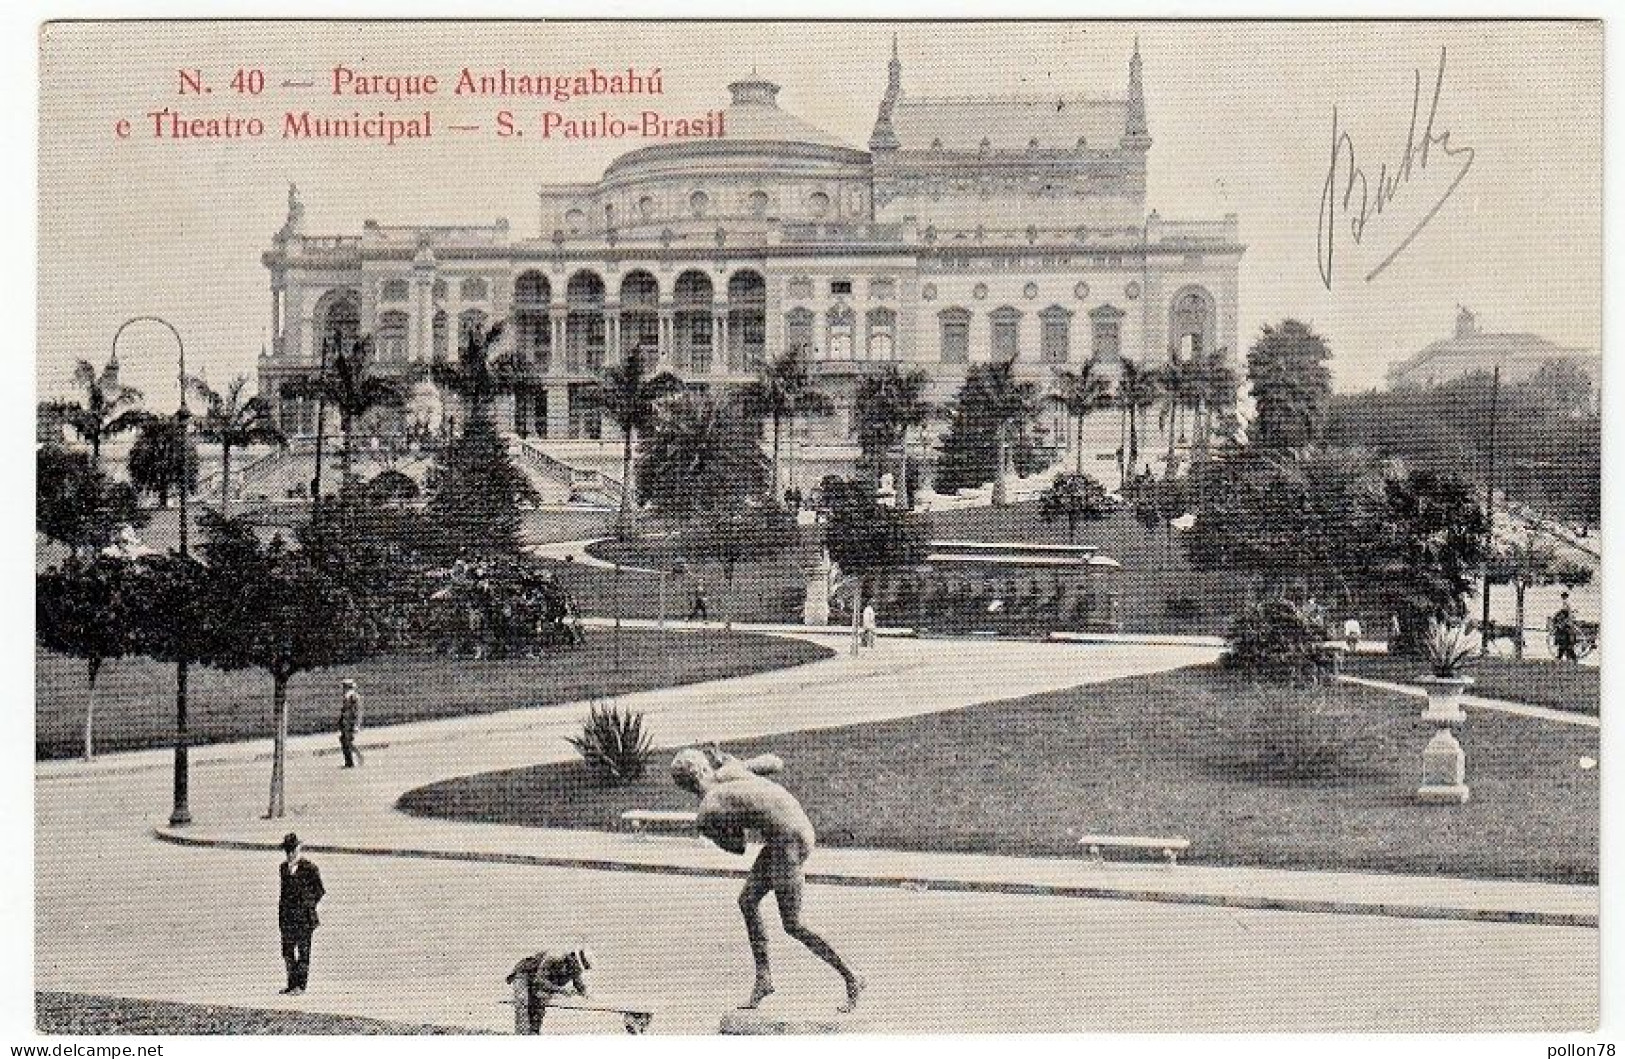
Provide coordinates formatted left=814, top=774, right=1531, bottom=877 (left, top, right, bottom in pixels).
left=550, top=309, right=567, bottom=374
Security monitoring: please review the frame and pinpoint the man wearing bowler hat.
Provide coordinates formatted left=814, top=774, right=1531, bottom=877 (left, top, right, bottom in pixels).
left=277, top=833, right=324, bottom=995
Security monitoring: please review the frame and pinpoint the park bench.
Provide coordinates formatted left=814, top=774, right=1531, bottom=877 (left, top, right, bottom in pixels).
left=620, top=809, right=698, bottom=835
left=1077, top=833, right=1191, bottom=866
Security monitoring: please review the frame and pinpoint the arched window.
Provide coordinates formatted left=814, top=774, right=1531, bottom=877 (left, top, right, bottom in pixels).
left=808, top=191, right=831, bottom=217
left=727, top=270, right=767, bottom=371
left=1169, top=285, right=1215, bottom=359
left=432, top=278, right=448, bottom=301
left=458, top=308, right=489, bottom=356
left=638, top=195, right=656, bottom=220
left=377, top=310, right=410, bottom=362
left=990, top=306, right=1022, bottom=363
left=827, top=305, right=855, bottom=361
left=867, top=308, right=897, bottom=361
left=514, top=270, right=550, bottom=307
left=620, top=271, right=660, bottom=363
left=565, top=271, right=606, bottom=373
left=747, top=190, right=770, bottom=216
left=689, top=190, right=709, bottom=217
left=514, top=270, right=551, bottom=371
left=939, top=307, right=970, bottom=364
left=674, top=270, right=714, bottom=375
left=1039, top=305, right=1072, bottom=364
left=380, top=279, right=409, bottom=302
left=785, top=307, right=815, bottom=356
left=315, top=289, right=361, bottom=357
left=460, top=277, right=488, bottom=301
left=564, top=209, right=586, bottom=234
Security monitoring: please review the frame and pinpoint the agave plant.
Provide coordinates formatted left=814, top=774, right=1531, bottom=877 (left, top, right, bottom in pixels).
left=1422, top=619, right=1480, bottom=678
left=566, top=703, right=656, bottom=785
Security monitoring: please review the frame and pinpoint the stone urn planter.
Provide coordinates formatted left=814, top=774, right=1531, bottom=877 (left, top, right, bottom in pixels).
left=1415, top=674, right=1474, bottom=724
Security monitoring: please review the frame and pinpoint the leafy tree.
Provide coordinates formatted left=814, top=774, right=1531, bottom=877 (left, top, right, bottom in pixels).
left=196, top=515, right=378, bottom=818
left=736, top=344, right=834, bottom=503
left=693, top=502, right=800, bottom=624
left=932, top=361, right=1043, bottom=505
left=1191, top=347, right=1240, bottom=459
left=426, top=413, right=538, bottom=556
left=188, top=374, right=286, bottom=515
left=1324, top=370, right=1600, bottom=526
left=1247, top=319, right=1332, bottom=451
left=821, top=477, right=926, bottom=574
left=1114, top=358, right=1162, bottom=488
left=1369, top=468, right=1491, bottom=652
left=1221, top=598, right=1336, bottom=685
left=1048, top=362, right=1113, bottom=474
left=598, top=347, right=684, bottom=535
left=37, top=446, right=146, bottom=556
left=853, top=364, right=934, bottom=507
left=127, top=414, right=198, bottom=508
left=1524, top=359, right=1595, bottom=414
left=298, top=491, right=443, bottom=650
left=287, top=338, right=404, bottom=488
left=1038, top=473, right=1114, bottom=543
left=37, top=555, right=137, bottom=760
left=39, top=357, right=149, bottom=469
left=1180, top=445, right=1389, bottom=605
left=1485, top=532, right=1593, bottom=659
left=636, top=392, right=770, bottom=519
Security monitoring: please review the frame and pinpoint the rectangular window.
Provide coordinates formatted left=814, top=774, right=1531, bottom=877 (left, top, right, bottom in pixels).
left=831, top=280, right=853, bottom=295
left=941, top=317, right=969, bottom=363
left=991, top=316, right=1020, bottom=362
left=1041, top=316, right=1070, bottom=363
left=1092, top=318, right=1121, bottom=363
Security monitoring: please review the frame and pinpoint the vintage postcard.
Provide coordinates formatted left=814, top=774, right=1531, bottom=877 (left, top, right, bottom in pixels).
left=30, top=17, right=1603, bottom=1042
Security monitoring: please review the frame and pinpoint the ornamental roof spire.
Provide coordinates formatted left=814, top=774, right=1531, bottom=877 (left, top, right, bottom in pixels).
left=1123, top=37, right=1150, bottom=148
left=868, top=33, right=903, bottom=152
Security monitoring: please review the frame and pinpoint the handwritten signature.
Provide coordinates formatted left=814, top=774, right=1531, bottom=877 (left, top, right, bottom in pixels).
left=1317, top=46, right=1475, bottom=289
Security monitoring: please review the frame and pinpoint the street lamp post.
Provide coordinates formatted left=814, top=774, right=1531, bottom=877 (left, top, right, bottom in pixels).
left=113, top=315, right=192, bottom=826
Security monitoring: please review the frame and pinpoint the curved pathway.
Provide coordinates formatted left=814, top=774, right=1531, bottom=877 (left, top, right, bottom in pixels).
left=34, top=632, right=1596, bottom=1033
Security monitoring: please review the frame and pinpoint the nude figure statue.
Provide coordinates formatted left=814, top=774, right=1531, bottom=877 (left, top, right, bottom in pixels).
left=671, top=746, right=864, bottom=1013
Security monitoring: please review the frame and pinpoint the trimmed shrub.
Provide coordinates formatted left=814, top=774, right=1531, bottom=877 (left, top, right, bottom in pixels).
left=1221, top=599, right=1334, bottom=684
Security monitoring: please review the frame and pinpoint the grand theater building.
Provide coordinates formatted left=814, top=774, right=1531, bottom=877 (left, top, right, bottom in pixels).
left=259, top=43, right=1242, bottom=492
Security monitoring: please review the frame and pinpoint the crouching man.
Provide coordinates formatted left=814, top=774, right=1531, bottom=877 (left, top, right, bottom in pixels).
left=507, top=948, right=592, bottom=1034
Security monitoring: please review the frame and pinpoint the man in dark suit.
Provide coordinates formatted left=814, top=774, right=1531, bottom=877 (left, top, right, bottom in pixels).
left=277, top=832, right=324, bottom=995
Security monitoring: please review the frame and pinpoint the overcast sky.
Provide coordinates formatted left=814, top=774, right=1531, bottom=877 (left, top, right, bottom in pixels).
left=38, top=19, right=1601, bottom=407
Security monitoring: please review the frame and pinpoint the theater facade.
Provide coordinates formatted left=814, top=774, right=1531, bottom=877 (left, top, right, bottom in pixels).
left=259, top=42, right=1242, bottom=481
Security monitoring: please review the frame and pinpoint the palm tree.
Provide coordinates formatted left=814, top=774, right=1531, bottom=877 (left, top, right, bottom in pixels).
left=188, top=375, right=287, bottom=516
left=292, top=337, right=407, bottom=487
left=41, top=357, right=148, bottom=469
left=735, top=344, right=834, bottom=503
left=432, top=319, right=514, bottom=427
left=1157, top=354, right=1204, bottom=475
left=854, top=364, right=934, bottom=508
left=979, top=360, right=1042, bottom=507
left=1115, top=358, right=1162, bottom=489
left=1048, top=360, right=1114, bottom=473
left=636, top=392, right=770, bottom=519
left=599, top=346, right=684, bottom=536
left=1191, top=346, right=1237, bottom=461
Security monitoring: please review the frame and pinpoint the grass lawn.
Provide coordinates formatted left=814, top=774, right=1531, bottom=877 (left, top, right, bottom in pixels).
left=574, top=501, right=1232, bottom=634
left=400, top=665, right=1599, bottom=883
left=35, top=992, right=485, bottom=1034
left=37, top=630, right=831, bottom=760
left=1344, top=653, right=1599, bottom=715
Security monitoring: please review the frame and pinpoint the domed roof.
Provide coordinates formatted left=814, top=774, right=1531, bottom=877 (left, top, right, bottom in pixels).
left=719, top=78, right=856, bottom=150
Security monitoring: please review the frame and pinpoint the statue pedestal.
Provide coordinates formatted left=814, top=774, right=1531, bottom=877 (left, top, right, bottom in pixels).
left=719, top=1012, right=855, bottom=1035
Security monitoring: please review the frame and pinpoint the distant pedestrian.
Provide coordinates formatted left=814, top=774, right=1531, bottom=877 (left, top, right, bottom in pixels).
left=861, top=600, right=877, bottom=648
left=338, top=679, right=363, bottom=768
left=1552, top=591, right=1578, bottom=662
left=1343, top=618, right=1362, bottom=655
left=688, top=586, right=710, bottom=622
left=506, top=947, right=592, bottom=1034
left=277, top=833, right=324, bottom=995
